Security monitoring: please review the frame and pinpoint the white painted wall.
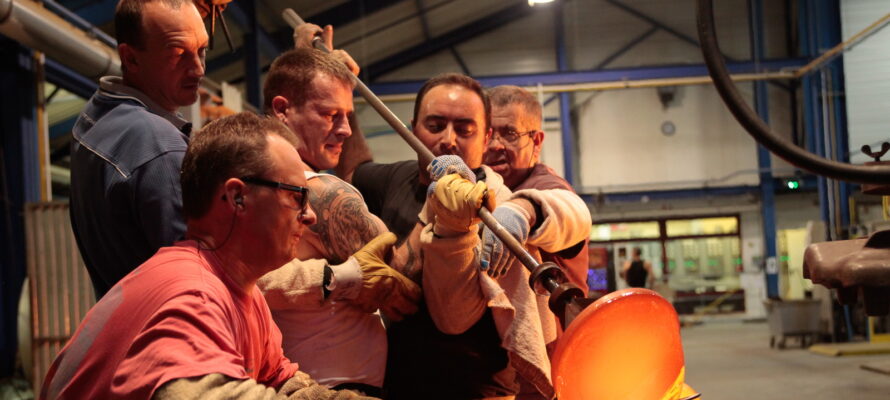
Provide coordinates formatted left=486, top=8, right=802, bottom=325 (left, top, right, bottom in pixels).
left=357, top=0, right=795, bottom=193
left=576, top=84, right=761, bottom=192
left=841, top=0, right=890, bottom=164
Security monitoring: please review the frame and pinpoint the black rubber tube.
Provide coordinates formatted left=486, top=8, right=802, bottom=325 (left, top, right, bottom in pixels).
left=697, top=0, right=890, bottom=184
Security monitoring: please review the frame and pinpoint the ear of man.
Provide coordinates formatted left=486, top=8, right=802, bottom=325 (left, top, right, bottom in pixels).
left=532, top=130, right=545, bottom=162
left=118, top=43, right=139, bottom=73
left=223, top=178, right=247, bottom=212
left=271, top=96, right=291, bottom=120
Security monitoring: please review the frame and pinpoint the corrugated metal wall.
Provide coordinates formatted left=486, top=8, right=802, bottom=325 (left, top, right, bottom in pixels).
left=24, top=202, right=94, bottom=396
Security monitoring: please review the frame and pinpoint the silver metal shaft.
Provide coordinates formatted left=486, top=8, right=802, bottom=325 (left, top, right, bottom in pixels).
left=282, top=8, right=540, bottom=273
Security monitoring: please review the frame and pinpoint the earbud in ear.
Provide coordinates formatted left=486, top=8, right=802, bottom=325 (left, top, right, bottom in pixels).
left=235, top=196, right=244, bottom=206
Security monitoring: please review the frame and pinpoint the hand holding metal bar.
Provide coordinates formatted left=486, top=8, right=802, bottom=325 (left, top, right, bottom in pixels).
left=282, top=8, right=583, bottom=323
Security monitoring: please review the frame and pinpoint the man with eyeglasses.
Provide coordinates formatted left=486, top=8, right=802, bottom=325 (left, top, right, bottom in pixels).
left=482, top=85, right=592, bottom=399
left=42, top=113, right=378, bottom=400
left=256, top=40, right=420, bottom=397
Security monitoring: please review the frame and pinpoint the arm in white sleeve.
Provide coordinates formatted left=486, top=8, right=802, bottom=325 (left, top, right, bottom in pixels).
left=154, top=372, right=378, bottom=400
left=257, top=258, right=328, bottom=309
left=419, top=224, right=487, bottom=334
left=511, top=188, right=591, bottom=253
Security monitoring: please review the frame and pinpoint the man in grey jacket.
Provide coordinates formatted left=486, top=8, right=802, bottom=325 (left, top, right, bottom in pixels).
left=69, top=0, right=207, bottom=298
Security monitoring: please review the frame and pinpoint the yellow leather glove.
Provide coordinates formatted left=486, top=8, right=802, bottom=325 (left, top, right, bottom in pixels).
left=352, top=233, right=422, bottom=321
left=428, top=173, right=496, bottom=233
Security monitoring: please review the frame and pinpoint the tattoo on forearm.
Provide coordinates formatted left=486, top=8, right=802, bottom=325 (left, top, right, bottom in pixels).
left=392, top=223, right=423, bottom=283
left=308, top=176, right=383, bottom=264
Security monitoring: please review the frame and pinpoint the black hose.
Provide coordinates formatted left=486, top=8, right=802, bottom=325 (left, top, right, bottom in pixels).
left=696, top=0, right=890, bottom=184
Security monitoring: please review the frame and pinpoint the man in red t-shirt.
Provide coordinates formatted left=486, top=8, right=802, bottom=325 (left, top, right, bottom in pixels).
left=41, top=113, right=382, bottom=399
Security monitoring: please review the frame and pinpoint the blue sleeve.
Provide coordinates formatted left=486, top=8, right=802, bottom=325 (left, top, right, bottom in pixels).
left=133, top=150, right=187, bottom=250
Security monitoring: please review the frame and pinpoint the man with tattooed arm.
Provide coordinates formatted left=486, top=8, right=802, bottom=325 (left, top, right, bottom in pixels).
left=256, top=30, right=420, bottom=397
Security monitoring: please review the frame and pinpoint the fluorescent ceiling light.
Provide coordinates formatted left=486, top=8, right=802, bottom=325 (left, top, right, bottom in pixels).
left=528, top=0, right=555, bottom=5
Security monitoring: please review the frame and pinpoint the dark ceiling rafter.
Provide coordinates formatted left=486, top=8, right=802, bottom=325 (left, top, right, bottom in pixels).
left=59, top=0, right=117, bottom=27
left=209, top=0, right=406, bottom=76
left=365, top=1, right=534, bottom=81
left=269, top=0, right=407, bottom=50
left=413, top=0, right=470, bottom=75
left=604, top=0, right=739, bottom=63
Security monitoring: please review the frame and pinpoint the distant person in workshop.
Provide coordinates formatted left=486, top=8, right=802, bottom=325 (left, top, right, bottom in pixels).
left=42, top=112, right=378, bottom=400
left=482, top=85, right=592, bottom=399
left=69, top=0, right=211, bottom=299
left=622, top=247, right=655, bottom=288
left=257, top=24, right=420, bottom=397
left=336, top=73, right=589, bottom=400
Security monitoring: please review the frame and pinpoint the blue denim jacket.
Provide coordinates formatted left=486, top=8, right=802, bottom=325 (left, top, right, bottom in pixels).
left=69, top=76, right=191, bottom=299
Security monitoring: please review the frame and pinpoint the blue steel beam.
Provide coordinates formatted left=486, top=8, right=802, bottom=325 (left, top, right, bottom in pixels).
left=820, top=0, right=851, bottom=232
left=45, top=58, right=98, bottom=100
left=800, top=0, right=832, bottom=238
left=749, top=0, right=779, bottom=298
left=63, top=0, right=117, bottom=27
left=554, top=2, right=575, bottom=186
left=226, top=2, right=282, bottom=57
left=44, top=0, right=116, bottom=47
left=367, top=58, right=807, bottom=95
left=241, top=1, right=262, bottom=108
left=583, top=185, right=759, bottom=204
left=583, top=176, right=817, bottom=204
left=50, top=115, right=78, bottom=140
left=365, top=2, right=534, bottom=81
left=0, top=39, right=35, bottom=378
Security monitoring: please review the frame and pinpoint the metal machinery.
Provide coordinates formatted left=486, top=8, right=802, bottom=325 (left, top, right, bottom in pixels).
left=697, top=0, right=890, bottom=317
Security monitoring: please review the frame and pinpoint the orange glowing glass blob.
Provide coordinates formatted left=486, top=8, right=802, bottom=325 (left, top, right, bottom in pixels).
left=552, top=288, right=692, bottom=400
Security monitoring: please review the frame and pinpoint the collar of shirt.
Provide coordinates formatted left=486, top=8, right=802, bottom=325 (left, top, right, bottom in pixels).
left=99, top=76, right=192, bottom=134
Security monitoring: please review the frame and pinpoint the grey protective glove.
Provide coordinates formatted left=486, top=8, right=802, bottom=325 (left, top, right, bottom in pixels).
left=428, top=155, right=474, bottom=182
left=426, top=155, right=479, bottom=220
left=481, top=202, right=531, bottom=278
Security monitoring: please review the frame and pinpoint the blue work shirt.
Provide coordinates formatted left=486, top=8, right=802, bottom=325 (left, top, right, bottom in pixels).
left=69, top=76, right=191, bottom=299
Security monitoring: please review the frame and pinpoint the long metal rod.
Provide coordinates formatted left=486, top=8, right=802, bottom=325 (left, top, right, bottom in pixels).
left=794, top=12, right=890, bottom=78
left=283, top=8, right=542, bottom=274
left=697, top=0, right=890, bottom=184
left=357, top=71, right=797, bottom=104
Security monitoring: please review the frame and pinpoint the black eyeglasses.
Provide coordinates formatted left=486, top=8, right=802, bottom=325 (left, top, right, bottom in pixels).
left=492, top=128, right=536, bottom=144
left=240, top=176, right=309, bottom=216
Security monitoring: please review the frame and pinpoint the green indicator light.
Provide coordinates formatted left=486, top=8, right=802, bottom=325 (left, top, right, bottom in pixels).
left=786, top=180, right=800, bottom=190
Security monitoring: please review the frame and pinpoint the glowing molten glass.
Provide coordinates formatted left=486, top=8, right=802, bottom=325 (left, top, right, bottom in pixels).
left=552, top=288, right=696, bottom=400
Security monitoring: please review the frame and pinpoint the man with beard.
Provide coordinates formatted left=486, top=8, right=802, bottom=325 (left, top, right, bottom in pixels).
left=339, top=74, right=589, bottom=399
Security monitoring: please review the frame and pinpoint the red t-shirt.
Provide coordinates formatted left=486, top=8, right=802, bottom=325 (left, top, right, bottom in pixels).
left=41, top=241, right=298, bottom=400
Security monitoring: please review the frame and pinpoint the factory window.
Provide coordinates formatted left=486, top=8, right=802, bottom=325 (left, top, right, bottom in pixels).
left=666, top=216, right=738, bottom=237
left=588, top=215, right=743, bottom=314
left=590, top=221, right=660, bottom=241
